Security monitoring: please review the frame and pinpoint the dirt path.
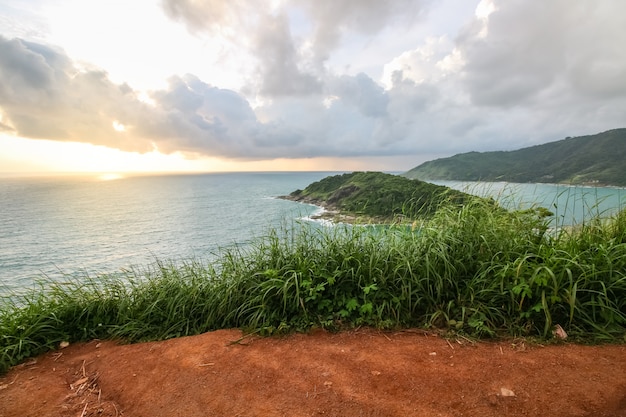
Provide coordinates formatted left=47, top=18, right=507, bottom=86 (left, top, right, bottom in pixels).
left=1, top=328, right=625, bottom=417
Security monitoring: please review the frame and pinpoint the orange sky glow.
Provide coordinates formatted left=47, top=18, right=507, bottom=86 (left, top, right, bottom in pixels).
left=0, top=134, right=405, bottom=176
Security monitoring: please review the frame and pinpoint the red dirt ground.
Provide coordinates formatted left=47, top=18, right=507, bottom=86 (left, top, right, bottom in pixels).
left=1, top=328, right=625, bottom=417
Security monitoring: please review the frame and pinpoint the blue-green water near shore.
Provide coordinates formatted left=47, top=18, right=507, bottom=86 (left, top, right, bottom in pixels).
left=1, top=172, right=625, bottom=293
left=432, top=180, right=626, bottom=227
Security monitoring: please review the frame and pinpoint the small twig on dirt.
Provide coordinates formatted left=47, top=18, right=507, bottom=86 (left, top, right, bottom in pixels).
left=500, top=346, right=504, bottom=355
left=456, top=334, right=477, bottom=346
left=0, top=375, right=19, bottom=391
left=381, top=332, right=392, bottom=342
left=227, top=329, right=261, bottom=346
left=81, top=360, right=86, bottom=378
left=227, top=335, right=250, bottom=346
left=79, top=402, right=88, bottom=417
left=52, top=352, right=63, bottom=361
left=70, top=377, right=89, bottom=390
left=307, top=385, right=319, bottom=399
left=111, top=402, right=120, bottom=417
left=446, top=339, right=455, bottom=350
left=197, top=363, right=215, bottom=367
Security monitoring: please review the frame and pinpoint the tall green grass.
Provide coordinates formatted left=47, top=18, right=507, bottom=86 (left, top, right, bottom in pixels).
left=1, top=199, right=625, bottom=373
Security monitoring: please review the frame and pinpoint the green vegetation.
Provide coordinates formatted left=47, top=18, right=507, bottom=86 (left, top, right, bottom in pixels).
left=404, top=128, right=626, bottom=186
left=283, top=171, right=475, bottom=221
left=2, top=197, right=626, bottom=373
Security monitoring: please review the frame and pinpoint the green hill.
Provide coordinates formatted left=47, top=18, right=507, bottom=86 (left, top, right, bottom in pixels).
left=282, top=171, right=473, bottom=222
left=403, top=128, right=626, bottom=186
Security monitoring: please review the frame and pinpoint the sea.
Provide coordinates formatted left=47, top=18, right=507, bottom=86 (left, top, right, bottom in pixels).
left=1, top=172, right=625, bottom=294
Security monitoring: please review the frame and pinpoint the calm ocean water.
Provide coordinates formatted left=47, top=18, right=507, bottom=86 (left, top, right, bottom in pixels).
left=0, top=172, right=337, bottom=293
left=1, top=172, right=625, bottom=293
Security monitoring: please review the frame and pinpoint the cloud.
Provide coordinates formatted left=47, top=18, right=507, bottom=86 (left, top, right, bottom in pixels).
left=0, top=37, right=67, bottom=98
left=146, top=74, right=264, bottom=156
left=2, top=0, right=626, bottom=167
left=0, top=36, right=151, bottom=149
left=161, top=0, right=255, bottom=35
left=0, top=36, right=255, bottom=155
left=292, top=0, right=430, bottom=67
left=381, top=0, right=626, bottom=151
left=382, top=36, right=461, bottom=88
left=327, top=73, right=388, bottom=118
left=457, top=0, right=626, bottom=106
left=161, top=0, right=432, bottom=99
left=0, top=36, right=403, bottom=160
left=253, top=13, right=321, bottom=96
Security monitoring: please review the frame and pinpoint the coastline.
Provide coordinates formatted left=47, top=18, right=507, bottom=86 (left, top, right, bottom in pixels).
left=278, top=193, right=404, bottom=225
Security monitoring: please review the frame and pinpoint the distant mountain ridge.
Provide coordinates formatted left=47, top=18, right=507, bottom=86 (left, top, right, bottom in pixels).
left=403, top=128, right=626, bottom=186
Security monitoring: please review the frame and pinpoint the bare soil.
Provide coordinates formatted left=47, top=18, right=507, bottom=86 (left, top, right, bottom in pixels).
left=1, top=328, right=625, bottom=417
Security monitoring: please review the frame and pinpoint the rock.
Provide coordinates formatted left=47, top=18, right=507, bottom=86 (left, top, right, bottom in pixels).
left=552, top=324, right=568, bottom=340
left=500, top=387, right=516, bottom=397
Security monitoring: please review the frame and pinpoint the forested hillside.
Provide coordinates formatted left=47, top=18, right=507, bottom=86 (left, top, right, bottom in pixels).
left=404, top=129, right=626, bottom=186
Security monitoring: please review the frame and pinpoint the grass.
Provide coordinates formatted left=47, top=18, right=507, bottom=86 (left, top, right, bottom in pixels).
left=1, top=197, right=626, bottom=373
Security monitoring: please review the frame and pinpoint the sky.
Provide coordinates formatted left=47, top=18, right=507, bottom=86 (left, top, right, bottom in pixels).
left=1, top=0, right=625, bottom=175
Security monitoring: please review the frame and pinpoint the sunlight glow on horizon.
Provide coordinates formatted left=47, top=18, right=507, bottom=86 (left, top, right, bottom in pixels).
left=0, top=134, right=407, bottom=177
left=97, top=173, right=125, bottom=181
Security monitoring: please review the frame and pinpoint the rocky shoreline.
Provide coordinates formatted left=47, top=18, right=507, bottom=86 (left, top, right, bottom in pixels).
left=279, top=193, right=399, bottom=225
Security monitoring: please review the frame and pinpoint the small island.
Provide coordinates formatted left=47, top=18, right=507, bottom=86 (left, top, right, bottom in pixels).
left=280, top=171, right=475, bottom=223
